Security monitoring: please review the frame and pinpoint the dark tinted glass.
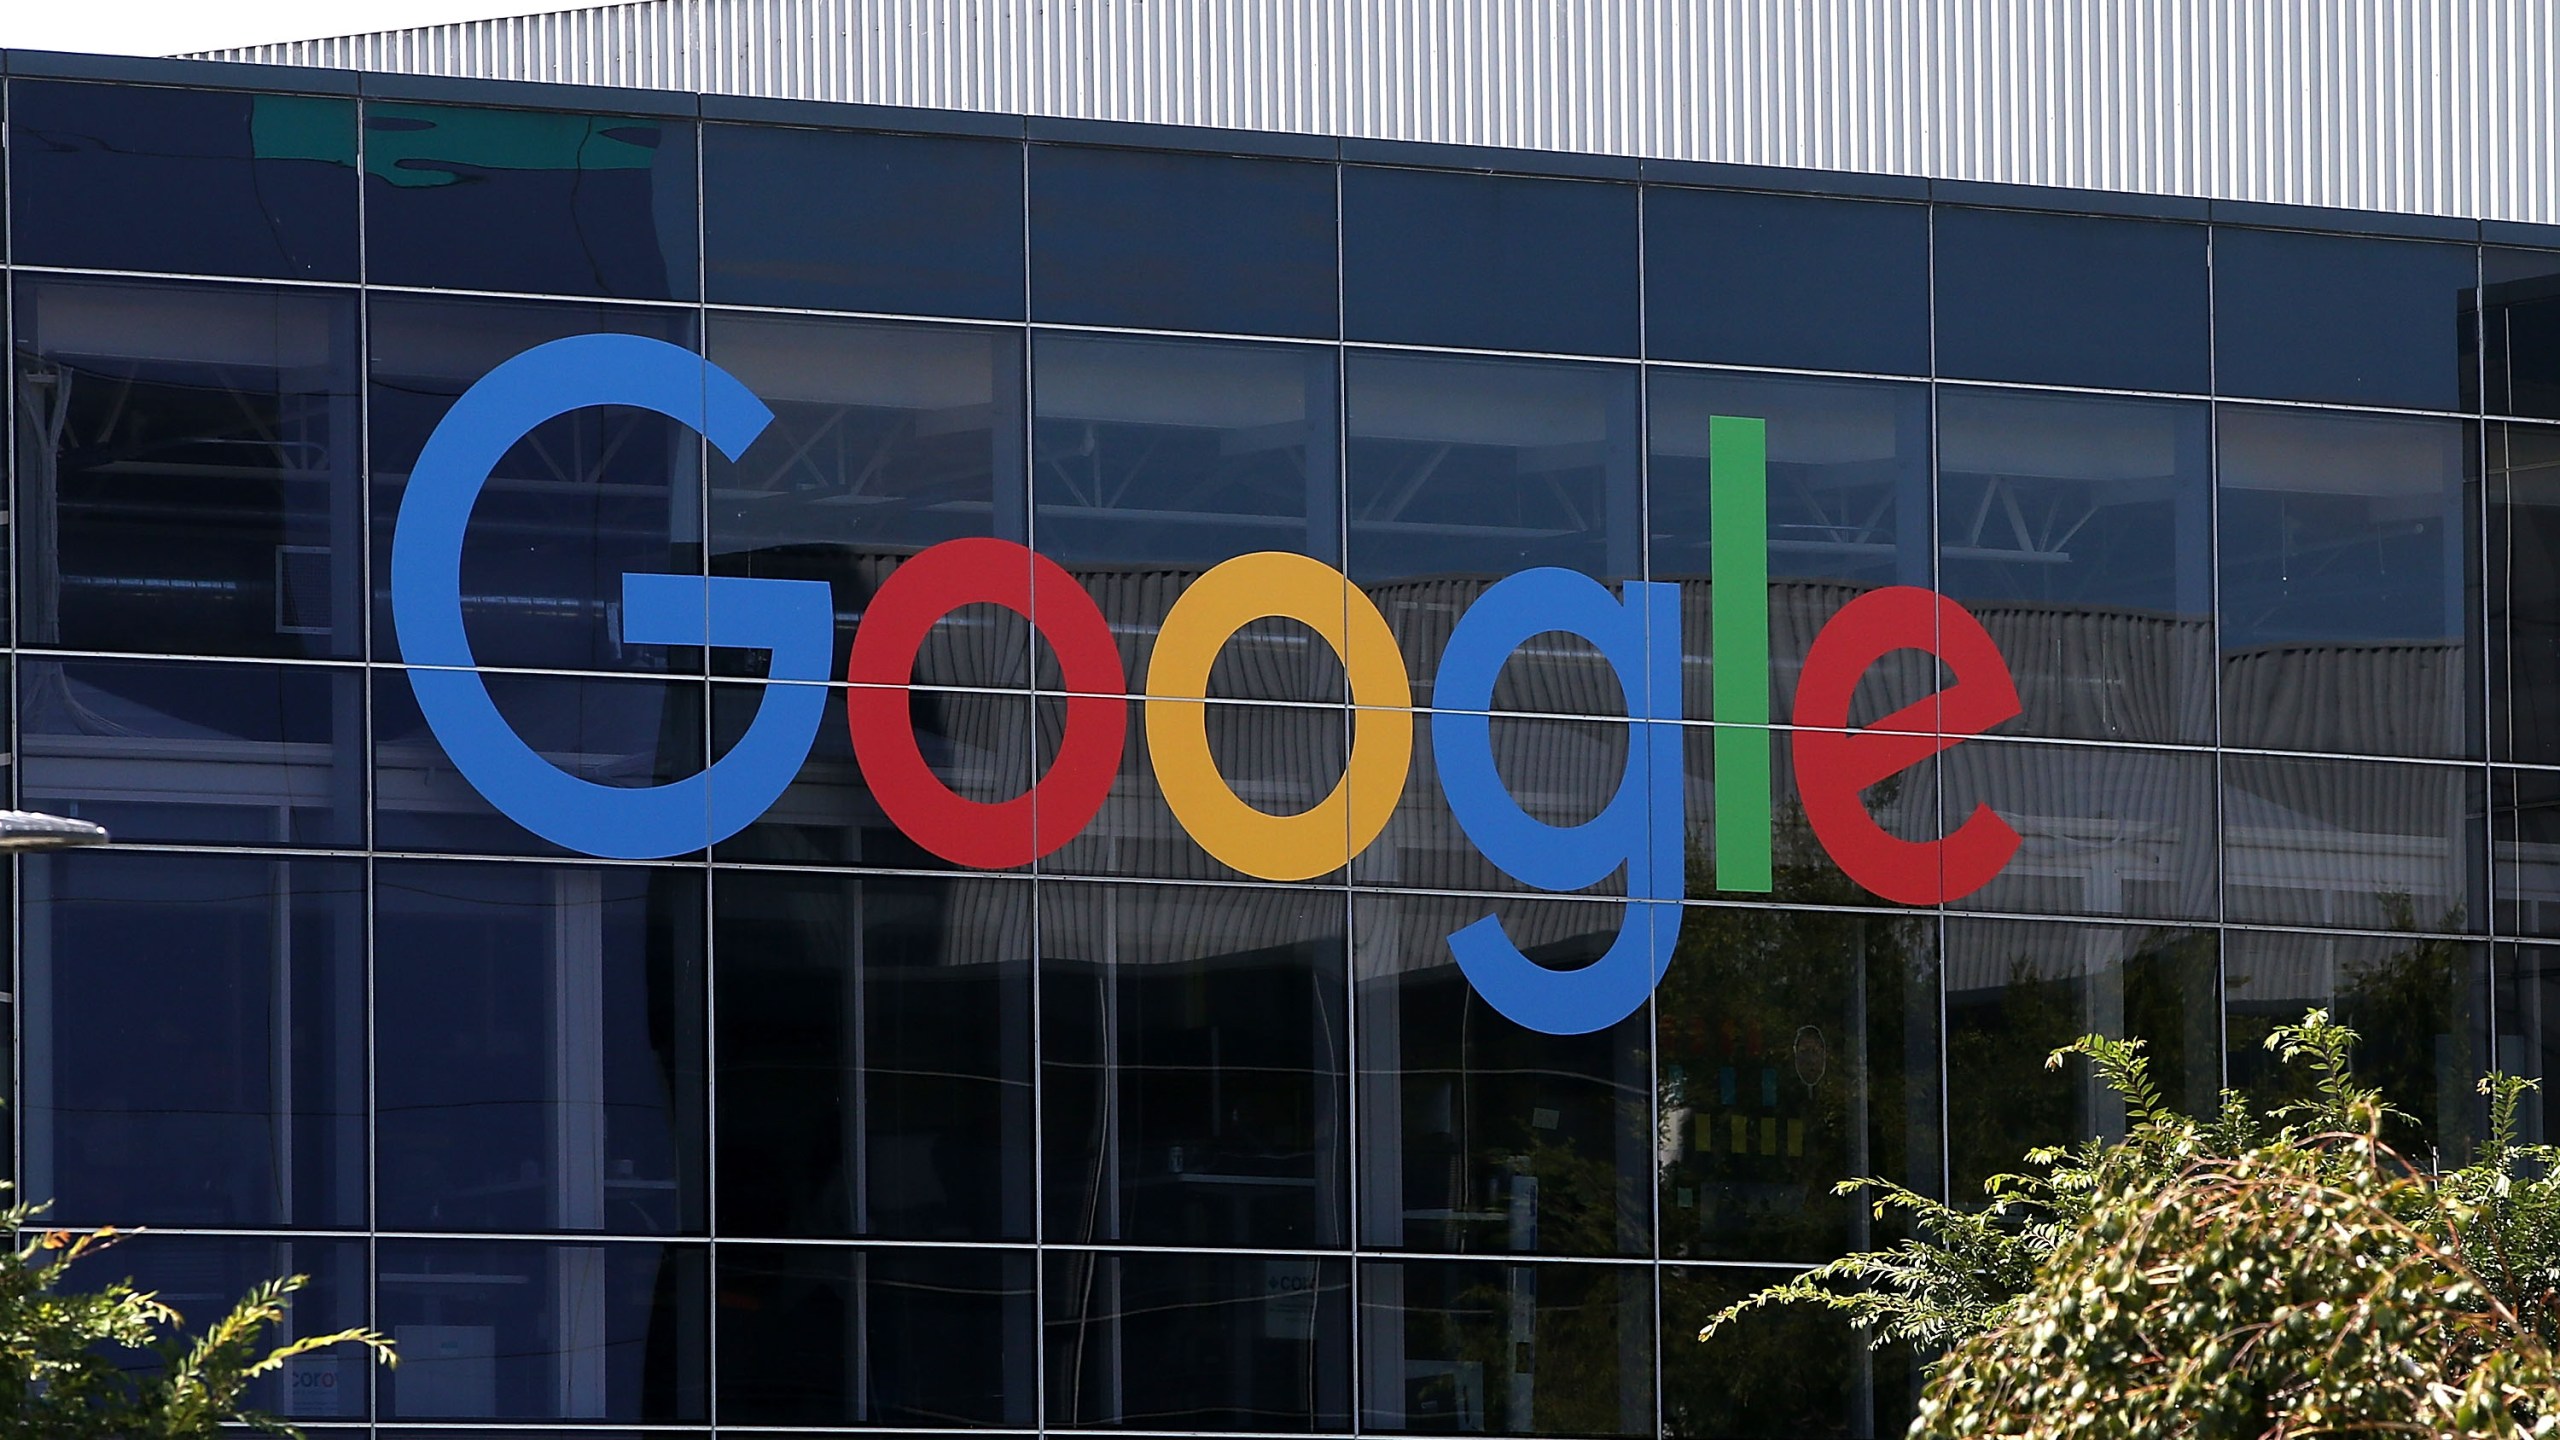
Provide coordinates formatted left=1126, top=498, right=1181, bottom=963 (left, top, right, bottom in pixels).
left=703, top=123, right=1023, bottom=317
left=2221, top=754, right=2484, bottom=932
left=1937, top=388, right=2214, bottom=743
left=1644, top=187, right=1929, bottom=374
left=1942, top=740, right=2219, bottom=921
left=713, top=871, right=1033, bottom=1239
left=2490, top=421, right=2560, bottom=762
left=2226, top=929, right=2489, bottom=1159
left=2213, top=227, right=2478, bottom=409
left=365, top=102, right=698, bottom=299
left=1031, top=145, right=1335, bottom=337
left=1663, top=1266, right=1914, bottom=1439
left=10, top=80, right=358, bottom=279
left=2486, top=247, right=2560, bottom=419
left=1360, top=1259, right=1653, bottom=1436
left=369, top=295, right=701, bottom=673
left=1033, top=332, right=1340, bottom=698
left=2217, top=406, right=2477, bottom=757
left=22, top=851, right=365, bottom=1228
left=20, top=658, right=364, bottom=846
left=1346, top=351, right=1640, bottom=687
left=1933, top=207, right=2208, bottom=391
left=1040, top=698, right=1345, bottom=882
left=2494, top=944, right=2560, bottom=1143
left=2493, top=767, right=2560, bottom=939
left=712, top=682, right=1033, bottom=868
left=1648, top=369, right=1934, bottom=727
left=704, top=311, right=1026, bottom=687
left=1354, top=892, right=1652, bottom=1255
left=1045, top=1252, right=1351, bottom=1430
left=1944, top=919, right=2218, bottom=1196
left=374, top=862, right=706, bottom=1233
left=718, top=1245, right=1035, bottom=1425
left=104, top=1236, right=371, bottom=1420
left=377, top=1239, right=707, bottom=1421
left=1041, top=881, right=1347, bottom=1246
left=17, top=276, right=361, bottom=658
left=1657, top=903, right=1939, bottom=1262
left=1343, top=167, right=1639, bottom=356
left=1357, top=714, right=1633, bottom=898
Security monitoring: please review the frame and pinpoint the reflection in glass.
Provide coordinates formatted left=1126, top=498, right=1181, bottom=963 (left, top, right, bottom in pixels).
left=1355, top=893, right=1651, bottom=1256
left=2217, top=406, right=2476, bottom=757
left=23, top=852, right=364, bottom=1228
left=1342, top=166, right=1640, bottom=356
left=718, top=1244, right=1035, bottom=1426
left=1033, top=333, right=1341, bottom=699
left=2226, top=929, right=2487, bottom=1159
left=2486, top=248, right=2560, bottom=420
left=1649, top=369, right=1932, bottom=726
left=2213, top=227, right=2479, bottom=410
left=1046, top=1251, right=1350, bottom=1430
left=364, top=103, right=699, bottom=299
left=713, top=683, right=1033, bottom=869
left=1041, top=881, right=1347, bottom=1247
left=1940, top=740, right=2218, bottom=921
left=1937, top=389, right=2213, bottom=744
left=1643, top=188, right=1930, bottom=376
left=703, top=123, right=1024, bottom=318
left=10, top=80, right=360, bottom=280
left=713, top=871, right=1033, bottom=1239
left=2494, top=944, right=2560, bottom=1144
left=1944, top=920, right=2218, bottom=1196
left=1040, top=697, right=1342, bottom=883
left=2222, top=754, right=2483, bottom=933
left=377, top=1239, right=706, bottom=1421
left=1030, top=145, right=1337, bottom=338
left=1657, top=903, right=1939, bottom=1263
left=16, top=276, right=361, bottom=659
left=707, top=312, right=1025, bottom=686
left=1359, top=1258, right=1652, bottom=1436
left=1358, top=714, right=1631, bottom=897
left=20, top=658, right=364, bottom=847
left=1932, top=207, right=2209, bottom=392
left=1662, top=1265, right=1912, bottom=1439
left=369, top=295, right=703, bottom=673
left=2499, top=768, right=2560, bottom=940
left=2490, top=422, right=2560, bottom=762
left=374, top=862, right=705, bottom=1234
left=103, top=1235, right=370, bottom=1420
left=1348, top=352, right=1640, bottom=689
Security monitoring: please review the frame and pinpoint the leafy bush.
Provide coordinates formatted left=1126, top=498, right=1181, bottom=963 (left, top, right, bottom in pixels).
left=1701, top=1011, right=2560, bottom=1437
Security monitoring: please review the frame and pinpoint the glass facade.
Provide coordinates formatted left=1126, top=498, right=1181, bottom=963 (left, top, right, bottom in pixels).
left=4, top=59, right=2556, bottom=1439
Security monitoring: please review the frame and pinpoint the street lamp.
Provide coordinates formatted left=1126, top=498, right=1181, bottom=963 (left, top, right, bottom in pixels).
left=0, top=810, right=108, bottom=853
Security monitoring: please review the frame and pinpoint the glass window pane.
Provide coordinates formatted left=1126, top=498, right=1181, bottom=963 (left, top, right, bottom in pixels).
left=20, top=658, right=365, bottom=847
left=1343, top=167, right=1639, bottom=356
left=1644, top=188, right=1928, bottom=375
left=2490, top=421, right=2560, bottom=762
left=1359, top=1258, right=1652, bottom=1436
left=2217, top=406, right=2477, bottom=757
left=1648, top=369, right=1934, bottom=728
left=1348, top=351, right=1640, bottom=689
left=2485, top=247, right=2560, bottom=420
left=1657, top=902, right=1940, bottom=1262
left=718, top=1245, right=1035, bottom=1426
left=1663, top=1265, right=1914, bottom=1439
left=712, top=682, right=1032, bottom=869
left=10, top=80, right=359, bottom=280
left=101, top=1235, right=372, bottom=1421
left=1944, top=920, right=2218, bottom=1197
left=2494, top=942, right=2560, bottom=1143
left=2226, top=929, right=2488, bottom=1159
left=22, top=851, right=365, bottom=1228
left=1040, top=697, right=1348, bottom=883
left=369, top=295, right=702, bottom=674
left=1354, top=892, right=1653, bottom=1256
left=2493, top=767, right=2560, bottom=939
left=2222, top=754, right=2484, bottom=932
left=1033, top=332, right=1341, bottom=699
left=1358, top=714, right=1633, bottom=898
left=1041, top=880, right=1347, bottom=1247
left=364, top=103, right=699, bottom=300
left=374, top=862, right=706, bottom=1234
left=1031, top=145, right=1335, bottom=337
left=713, top=871, right=1033, bottom=1240
left=2213, top=227, right=2478, bottom=410
left=17, top=276, right=361, bottom=659
left=705, top=311, right=1027, bottom=688
left=1934, top=208, right=2209, bottom=391
left=1937, top=389, right=2214, bottom=743
left=377, top=1239, right=706, bottom=1421
left=1046, top=1252, right=1350, bottom=1431
left=1941, top=740, right=2219, bottom=921
left=703, top=123, right=1023, bottom=318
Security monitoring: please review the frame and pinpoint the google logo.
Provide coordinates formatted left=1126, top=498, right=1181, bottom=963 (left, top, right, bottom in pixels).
left=393, top=335, right=2025, bottom=1035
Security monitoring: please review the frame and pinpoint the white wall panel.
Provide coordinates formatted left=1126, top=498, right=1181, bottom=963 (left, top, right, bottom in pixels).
left=197, top=0, right=2560, bottom=224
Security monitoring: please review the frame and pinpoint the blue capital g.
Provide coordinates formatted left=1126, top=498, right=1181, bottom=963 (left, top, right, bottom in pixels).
left=389, top=333, right=832, bottom=859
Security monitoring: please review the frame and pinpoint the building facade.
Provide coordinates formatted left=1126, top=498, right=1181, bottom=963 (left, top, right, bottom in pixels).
left=4, top=34, right=2559, bottom=1438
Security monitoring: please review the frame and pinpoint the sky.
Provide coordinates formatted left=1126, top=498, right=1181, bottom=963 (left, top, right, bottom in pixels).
left=0, top=0, right=552, bottom=57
